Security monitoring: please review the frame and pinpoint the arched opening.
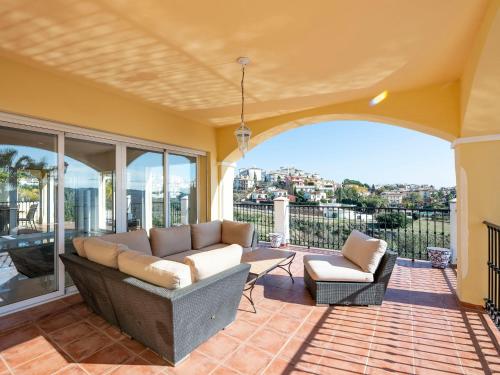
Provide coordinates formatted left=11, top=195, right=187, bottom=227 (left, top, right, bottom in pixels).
left=227, top=119, right=456, bottom=261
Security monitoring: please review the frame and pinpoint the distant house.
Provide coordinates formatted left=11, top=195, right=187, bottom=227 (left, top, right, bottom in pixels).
left=234, top=176, right=255, bottom=191
left=381, top=191, right=404, bottom=206
left=250, top=190, right=269, bottom=203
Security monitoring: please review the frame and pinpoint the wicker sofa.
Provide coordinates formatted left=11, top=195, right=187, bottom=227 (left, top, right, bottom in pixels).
left=303, top=230, right=397, bottom=306
left=61, top=220, right=256, bottom=365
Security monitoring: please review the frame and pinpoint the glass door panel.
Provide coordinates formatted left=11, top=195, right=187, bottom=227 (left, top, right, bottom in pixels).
left=126, top=148, right=164, bottom=231
left=168, top=154, right=197, bottom=225
left=0, top=125, right=58, bottom=306
left=64, top=138, right=115, bottom=286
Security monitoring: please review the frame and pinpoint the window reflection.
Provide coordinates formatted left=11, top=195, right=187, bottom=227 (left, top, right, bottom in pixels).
left=168, top=154, right=197, bottom=225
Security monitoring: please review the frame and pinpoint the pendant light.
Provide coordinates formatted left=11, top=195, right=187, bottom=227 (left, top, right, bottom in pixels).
left=234, top=57, right=252, bottom=157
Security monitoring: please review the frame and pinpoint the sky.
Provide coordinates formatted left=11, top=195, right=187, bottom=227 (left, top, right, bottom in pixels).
left=236, top=121, right=456, bottom=188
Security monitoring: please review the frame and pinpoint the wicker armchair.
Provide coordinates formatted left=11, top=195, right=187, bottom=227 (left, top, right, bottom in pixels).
left=304, top=250, right=397, bottom=306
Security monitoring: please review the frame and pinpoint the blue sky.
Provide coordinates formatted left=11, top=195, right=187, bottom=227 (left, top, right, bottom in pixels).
left=236, top=121, right=456, bottom=187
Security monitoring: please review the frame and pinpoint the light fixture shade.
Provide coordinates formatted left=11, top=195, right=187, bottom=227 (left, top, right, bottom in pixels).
left=234, top=122, right=252, bottom=156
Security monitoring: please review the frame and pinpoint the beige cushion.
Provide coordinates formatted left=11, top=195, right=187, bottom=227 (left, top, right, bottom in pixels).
left=118, top=250, right=192, bottom=289
left=197, top=243, right=234, bottom=252
left=150, top=225, right=191, bottom=257
left=84, top=238, right=128, bottom=269
left=72, top=237, right=86, bottom=257
left=184, top=244, right=242, bottom=282
left=341, top=230, right=387, bottom=273
left=100, top=229, right=152, bottom=255
left=162, top=249, right=201, bottom=263
left=304, top=252, right=374, bottom=282
left=222, top=220, right=254, bottom=248
left=191, top=221, right=222, bottom=250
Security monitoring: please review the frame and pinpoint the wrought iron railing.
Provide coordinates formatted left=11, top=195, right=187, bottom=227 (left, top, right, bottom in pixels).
left=234, top=203, right=274, bottom=241
left=289, top=205, right=450, bottom=260
left=485, top=221, right=500, bottom=329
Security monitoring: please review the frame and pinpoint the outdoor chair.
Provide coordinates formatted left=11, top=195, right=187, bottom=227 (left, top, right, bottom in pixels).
left=17, top=203, right=38, bottom=230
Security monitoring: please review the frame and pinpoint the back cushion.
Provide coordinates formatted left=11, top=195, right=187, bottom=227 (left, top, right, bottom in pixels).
left=341, top=230, right=387, bottom=273
left=150, top=225, right=192, bottom=257
left=118, top=250, right=192, bottom=289
left=222, top=220, right=254, bottom=247
left=191, top=220, right=222, bottom=250
left=184, top=244, right=242, bottom=282
left=100, top=229, right=152, bottom=255
left=84, top=238, right=128, bottom=269
left=72, top=237, right=86, bottom=257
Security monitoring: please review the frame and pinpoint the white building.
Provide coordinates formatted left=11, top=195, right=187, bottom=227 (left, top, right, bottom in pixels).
left=234, top=176, right=255, bottom=190
left=239, top=167, right=264, bottom=182
left=381, top=191, right=404, bottom=206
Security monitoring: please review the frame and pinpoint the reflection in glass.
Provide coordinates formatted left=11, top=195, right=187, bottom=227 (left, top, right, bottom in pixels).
left=0, top=125, right=58, bottom=306
left=127, top=148, right=164, bottom=231
left=168, top=154, right=197, bottom=225
left=64, top=138, right=115, bottom=286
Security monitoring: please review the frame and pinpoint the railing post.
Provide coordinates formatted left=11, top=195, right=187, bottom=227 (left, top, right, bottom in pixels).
left=273, top=197, right=290, bottom=245
left=449, top=198, right=457, bottom=264
left=180, top=196, right=189, bottom=225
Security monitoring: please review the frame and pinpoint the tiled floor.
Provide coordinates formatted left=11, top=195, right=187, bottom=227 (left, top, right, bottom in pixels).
left=1, top=246, right=500, bottom=374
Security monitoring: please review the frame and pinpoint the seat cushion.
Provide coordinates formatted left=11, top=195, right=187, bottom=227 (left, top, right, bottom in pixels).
left=191, top=220, right=222, bottom=250
left=304, top=251, right=374, bottom=282
left=84, top=238, right=128, bottom=269
left=162, top=249, right=202, bottom=263
left=150, top=225, right=191, bottom=257
left=184, top=244, right=243, bottom=282
left=118, top=250, right=192, bottom=289
left=100, top=230, right=152, bottom=255
left=341, top=230, right=387, bottom=273
left=72, top=237, right=86, bottom=257
left=222, top=220, right=254, bottom=248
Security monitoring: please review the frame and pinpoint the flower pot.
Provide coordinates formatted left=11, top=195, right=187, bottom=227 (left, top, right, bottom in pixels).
left=269, top=233, right=283, bottom=248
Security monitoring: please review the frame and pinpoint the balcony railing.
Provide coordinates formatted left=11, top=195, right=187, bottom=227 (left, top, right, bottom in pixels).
left=234, top=203, right=274, bottom=241
left=485, top=221, right=500, bottom=329
left=289, top=205, right=450, bottom=260
left=234, top=202, right=451, bottom=261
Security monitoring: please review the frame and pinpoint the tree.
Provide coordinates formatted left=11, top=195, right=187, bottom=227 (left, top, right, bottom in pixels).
left=362, top=196, right=388, bottom=213
left=335, top=186, right=362, bottom=205
left=402, top=192, right=424, bottom=209
left=376, top=212, right=409, bottom=229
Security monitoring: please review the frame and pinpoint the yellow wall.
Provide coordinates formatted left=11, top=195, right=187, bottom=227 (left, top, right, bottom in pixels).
left=216, top=82, right=460, bottom=163
left=455, top=141, right=500, bottom=305
left=0, top=57, right=219, bottom=221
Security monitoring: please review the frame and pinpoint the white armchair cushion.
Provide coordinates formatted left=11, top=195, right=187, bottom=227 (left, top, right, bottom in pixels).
left=341, top=230, right=387, bottom=273
left=184, top=244, right=243, bottom=282
left=118, top=250, right=192, bottom=289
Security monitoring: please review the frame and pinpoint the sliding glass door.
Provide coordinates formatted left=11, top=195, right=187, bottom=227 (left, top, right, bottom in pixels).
left=0, top=125, right=59, bottom=307
left=0, top=116, right=202, bottom=313
left=168, top=154, right=197, bottom=225
left=64, top=137, right=116, bottom=251
left=126, top=148, right=164, bottom=231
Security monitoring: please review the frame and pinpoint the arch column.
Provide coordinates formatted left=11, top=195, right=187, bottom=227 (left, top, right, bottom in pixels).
left=218, top=161, right=236, bottom=220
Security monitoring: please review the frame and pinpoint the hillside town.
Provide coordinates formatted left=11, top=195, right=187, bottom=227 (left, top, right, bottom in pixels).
left=234, top=166, right=456, bottom=209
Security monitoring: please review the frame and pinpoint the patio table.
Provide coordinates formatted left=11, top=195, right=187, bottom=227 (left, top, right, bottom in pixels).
left=241, top=248, right=296, bottom=312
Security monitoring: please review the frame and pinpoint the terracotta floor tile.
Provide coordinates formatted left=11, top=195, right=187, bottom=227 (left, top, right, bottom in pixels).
left=37, top=311, right=79, bottom=333
left=281, top=303, right=312, bottom=320
left=86, top=314, right=110, bottom=329
left=50, top=321, right=96, bottom=346
left=197, top=333, right=240, bottom=361
left=0, top=358, right=8, bottom=374
left=139, top=349, right=168, bottom=366
left=63, top=331, right=112, bottom=361
left=2, top=334, right=56, bottom=368
left=224, top=345, right=273, bottom=375
left=119, top=337, right=147, bottom=355
left=80, top=342, right=134, bottom=374
left=109, top=356, right=165, bottom=375
left=249, top=327, right=289, bottom=354
left=103, top=324, right=124, bottom=340
left=222, top=319, right=259, bottom=342
left=169, top=351, right=217, bottom=375
left=54, top=365, right=88, bottom=375
left=238, top=308, right=274, bottom=326
left=211, top=365, right=240, bottom=375
left=12, top=349, right=71, bottom=375
left=0, top=324, right=42, bottom=352
left=266, top=313, right=301, bottom=334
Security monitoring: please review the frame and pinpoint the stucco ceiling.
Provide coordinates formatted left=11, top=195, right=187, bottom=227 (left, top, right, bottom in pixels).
left=0, top=0, right=488, bottom=126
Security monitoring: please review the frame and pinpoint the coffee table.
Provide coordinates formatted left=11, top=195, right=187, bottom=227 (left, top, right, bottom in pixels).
left=241, top=248, right=296, bottom=312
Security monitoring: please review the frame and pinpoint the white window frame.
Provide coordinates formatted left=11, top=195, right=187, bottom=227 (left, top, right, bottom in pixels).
left=0, top=112, right=206, bottom=316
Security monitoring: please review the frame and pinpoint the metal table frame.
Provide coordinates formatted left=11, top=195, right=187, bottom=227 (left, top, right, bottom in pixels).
left=242, top=250, right=296, bottom=313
